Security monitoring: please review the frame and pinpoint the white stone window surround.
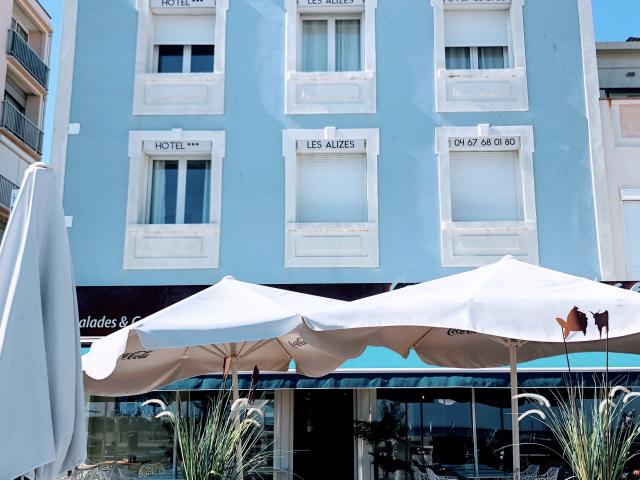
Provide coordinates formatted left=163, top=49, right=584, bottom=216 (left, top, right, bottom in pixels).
left=611, top=100, right=640, bottom=147
left=431, top=0, right=529, bottom=112
left=284, top=0, right=377, bottom=115
left=132, top=0, right=228, bottom=116
left=436, top=124, right=538, bottom=267
left=124, top=129, right=225, bottom=270
left=620, top=189, right=640, bottom=279
left=283, top=127, right=379, bottom=268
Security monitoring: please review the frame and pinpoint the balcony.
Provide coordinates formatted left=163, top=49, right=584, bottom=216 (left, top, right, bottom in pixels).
left=1, top=101, right=44, bottom=154
left=7, top=29, right=49, bottom=88
left=0, top=174, right=18, bottom=211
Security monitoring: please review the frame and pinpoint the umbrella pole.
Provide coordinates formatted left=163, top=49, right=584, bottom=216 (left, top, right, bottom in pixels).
left=510, top=345, right=521, bottom=480
left=230, top=343, right=240, bottom=402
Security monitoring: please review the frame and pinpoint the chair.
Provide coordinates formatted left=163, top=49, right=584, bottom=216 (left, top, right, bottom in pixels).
left=425, top=468, right=458, bottom=480
left=138, top=463, right=166, bottom=478
left=520, top=464, right=540, bottom=480
left=537, top=467, right=560, bottom=480
left=412, top=466, right=428, bottom=480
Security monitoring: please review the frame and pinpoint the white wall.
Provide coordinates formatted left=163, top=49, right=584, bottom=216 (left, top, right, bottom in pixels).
left=600, top=98, right=640, bottom=280
left=0, top=136, right=30, bottom=185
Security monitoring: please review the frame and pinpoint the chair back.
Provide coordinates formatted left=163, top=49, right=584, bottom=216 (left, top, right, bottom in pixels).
left=412, top=466, right=426, bottom=480
left=522, top=464, right=540, bottom=476
left=544, top=467, right=560, bottom=480
left=425, top=468, right=439, bottom=480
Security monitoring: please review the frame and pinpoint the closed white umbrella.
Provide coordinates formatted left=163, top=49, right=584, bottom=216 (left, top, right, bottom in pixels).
left=0, top=164, right=86, bottom=479
left=302, top=256, right=640, bottom=478
left=83, top=277, right=347, bottom=399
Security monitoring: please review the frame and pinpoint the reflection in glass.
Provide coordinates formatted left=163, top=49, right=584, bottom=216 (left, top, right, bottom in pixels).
left=157, top=45, right=184, bottom=73
left=301, top=20, right=328, bottom=72
left=335, top=19, right=361, bottom=72
left=445, top=47, right=471, bottom=69
left=184, top=160, right=211, bottom=224
left=191, top=45, right=215, bottom=73
left=475, top=389, right=513, bottom=476
left=149, top=160, right=179, bottom=224
left=478, top=46, right=506, bottom=69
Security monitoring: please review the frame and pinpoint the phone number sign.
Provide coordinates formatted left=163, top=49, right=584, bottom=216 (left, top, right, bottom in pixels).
left=449, top=136, right=521, bottom=151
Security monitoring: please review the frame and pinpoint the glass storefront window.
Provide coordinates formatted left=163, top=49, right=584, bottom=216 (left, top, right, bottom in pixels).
left=86, top=393, right=176, bottom=478
left=475, top=389, right=513, bottom=476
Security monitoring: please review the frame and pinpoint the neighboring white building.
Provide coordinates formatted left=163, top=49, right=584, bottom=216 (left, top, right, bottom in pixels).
left=0, top=0, right=52, bottom=236
left=598, top=39, right=640, bottom=280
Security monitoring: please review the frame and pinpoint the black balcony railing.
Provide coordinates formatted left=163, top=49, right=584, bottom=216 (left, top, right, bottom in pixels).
left=7, top=29, right=49, bottom=88
left=0, top=174, right=18, bottom=210
left=1, top=101, right=44, bottom=154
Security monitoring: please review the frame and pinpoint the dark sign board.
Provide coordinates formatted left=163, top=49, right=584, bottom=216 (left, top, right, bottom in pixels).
left=78, top=281, right=640, bottom=339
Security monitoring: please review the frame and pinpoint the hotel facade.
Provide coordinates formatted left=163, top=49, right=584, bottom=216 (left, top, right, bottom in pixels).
left=51, top=0, right=636, bottom=479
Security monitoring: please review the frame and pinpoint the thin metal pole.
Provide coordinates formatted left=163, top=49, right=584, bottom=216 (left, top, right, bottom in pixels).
left=173, top=390, right=179, bottom=479
left=471, top=388, right=479, bottom=479
left=510, top=345, right=521, bottom=480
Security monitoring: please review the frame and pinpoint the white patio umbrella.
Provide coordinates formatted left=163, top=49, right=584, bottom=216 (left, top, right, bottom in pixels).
left=302, top=256, right=640, bottom=478
left=0, top=164, right=86, bottom=479
left=82, top=276, right=347, bottom=399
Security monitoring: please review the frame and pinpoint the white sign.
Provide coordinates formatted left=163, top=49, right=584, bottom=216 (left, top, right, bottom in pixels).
left=449, top=136, right=521, bottom=151
left=298, top=0, right=365, bottom=8
left=150, top=0, right=216, bottom=9
left=143, top=140, right=212, bottom=154
left=444, top=0, right=510, bottom=5
left=297, top=139, right=366, bottom=153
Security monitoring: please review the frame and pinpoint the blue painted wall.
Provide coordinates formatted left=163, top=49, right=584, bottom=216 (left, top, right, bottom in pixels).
left=62, top=0, right=600, bottom=286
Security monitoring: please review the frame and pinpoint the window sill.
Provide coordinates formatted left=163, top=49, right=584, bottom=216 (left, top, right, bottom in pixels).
left=436, top=67, right=529, bottom=112
left=133, top=72, right=224, bottom=116
left=123, top=223, right=220, bottom=270
left=286, top=71, right=376, bottom=115
left=285, top=222, right=379, bottom=268
left=441, top=221, right=538, bottom=267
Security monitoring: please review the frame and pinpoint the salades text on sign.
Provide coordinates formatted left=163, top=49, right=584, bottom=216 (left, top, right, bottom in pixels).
left=298, top=0, right=364, bottom=8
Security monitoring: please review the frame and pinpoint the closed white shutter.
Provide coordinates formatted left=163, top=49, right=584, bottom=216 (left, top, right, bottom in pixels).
left=444, top=9, right=509, bottom=47
left=154, top=14, right=216, bottom=45
left=297, top=153, right=367, bottom=223
left=449, top=150, right=521, bottom=222
left=623, top=200, right=640, bottom=278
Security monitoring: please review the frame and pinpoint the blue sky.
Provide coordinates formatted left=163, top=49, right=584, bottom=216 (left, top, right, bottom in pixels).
left=37, top=0, right=640, bottom=164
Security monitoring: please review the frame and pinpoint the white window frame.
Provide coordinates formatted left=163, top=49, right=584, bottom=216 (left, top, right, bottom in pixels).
left=432, top=0, right=529, bottom=112
left=124, top=129, right=225, bottom=269
left=621, top=189, right=640, bottom=280
left=612, top=100, right=640, bottom=147
left=285, top=0, right=377, bottom=115
left=132, top=0, right=228, bottom=115
left=436, top=124, right=538, bottom=267
left=283, top=127, right=379, bottom=268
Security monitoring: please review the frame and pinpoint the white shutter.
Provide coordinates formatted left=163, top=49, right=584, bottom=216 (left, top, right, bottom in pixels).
left=623, top=200, right=640, bottom=278
left=297, top=153, right=367, bottom=223
left=449, top=150, right=521, bottom=222
left=154, top=14, right=216, bottom=45
left=444, top=9, right=509, bottom=47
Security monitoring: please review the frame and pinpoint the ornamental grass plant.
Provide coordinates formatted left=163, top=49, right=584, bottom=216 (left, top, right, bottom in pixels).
left=144, top=391, right=276, bottom=480
left=518, top=385, right=640, bottom=480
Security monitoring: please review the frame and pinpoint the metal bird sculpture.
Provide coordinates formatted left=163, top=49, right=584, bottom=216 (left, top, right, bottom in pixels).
left=591, top=310, right=609, bottom=339
left=556, top=306, right=589, bottom=339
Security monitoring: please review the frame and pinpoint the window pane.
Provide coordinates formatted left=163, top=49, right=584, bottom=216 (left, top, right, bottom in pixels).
left=478, top=47, right=506, bottom=69
left=149, top=160, right=178, bottom=224
left=335, top=19, right=361, bottom=72
left=86, top=395, right=175, bottom=477
left=184, top=160, right=211, bottom=224
left=623, top=200, right=640, bottom=278
left=297, top=154, right=367, bottom=223
left=445, top=47, right=471, bottom=69
left=301, top=20, right=328, bottom=72
left=191, top=45, right=215, bottom=73
left=475, top=389, right=513, bottom=475
left=449, top=151, right=521, bottom=222
left=157, top=45, right=183, bottom=73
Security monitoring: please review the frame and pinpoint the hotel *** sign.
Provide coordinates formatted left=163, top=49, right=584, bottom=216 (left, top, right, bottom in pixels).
left=142, top=140, right=212, bottom=154
left=150, top=0, right=216, bottom=9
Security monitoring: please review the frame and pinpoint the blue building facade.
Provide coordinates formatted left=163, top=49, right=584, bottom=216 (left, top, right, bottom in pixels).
left=51, top=0, right=616, bottom=479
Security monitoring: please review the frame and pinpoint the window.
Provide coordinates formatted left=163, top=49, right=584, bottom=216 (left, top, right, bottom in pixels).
left=283, top=128, right=379, bottom=268
left=449, top=151, right=522, bottom=222
left=436, top=125, right=538, bottom=267
left=133, top=0, right=228, bottom=115
left=148, top=159, right=211, bottom=225
left=432, top=0, right=529, bottom=112
left=444, top=8, right=509, bottom=70
left=300, top=17, right=362, bottom=72
left=10, top=18, right=28, bottom=42
left=285, top=0, right=377, bottom=114
left=622, top=192, right=640, bottom=279
left=124, top=130, right=225, bottom=270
